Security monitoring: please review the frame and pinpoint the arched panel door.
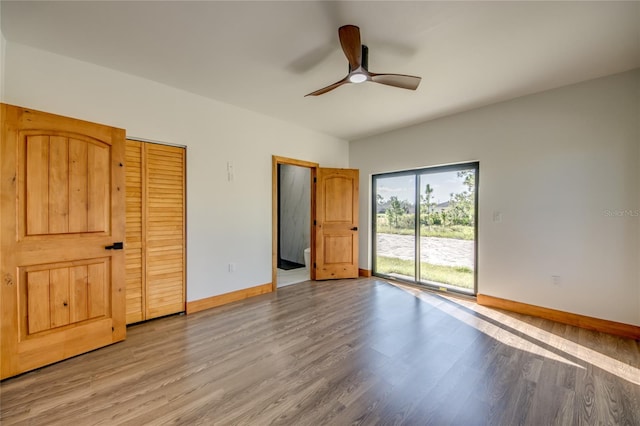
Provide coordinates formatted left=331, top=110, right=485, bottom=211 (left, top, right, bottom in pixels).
left=1, top=104, right=126, bottom=379
left=315, top=168, right=359, bottom=280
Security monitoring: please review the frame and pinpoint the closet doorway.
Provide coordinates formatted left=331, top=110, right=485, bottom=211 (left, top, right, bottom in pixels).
left=125, top=140, right=186, bottom=324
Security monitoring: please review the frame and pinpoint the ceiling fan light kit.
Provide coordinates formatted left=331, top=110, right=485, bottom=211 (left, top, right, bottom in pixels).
left=349, top=72, right=368, bottom=83
left=305, top=25, right=422, bottom=97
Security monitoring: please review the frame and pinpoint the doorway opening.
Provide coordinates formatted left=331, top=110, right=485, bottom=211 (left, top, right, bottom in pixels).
left=271, top=156, right=318, bottom=289
left=372, top=162, right=478, bottom=295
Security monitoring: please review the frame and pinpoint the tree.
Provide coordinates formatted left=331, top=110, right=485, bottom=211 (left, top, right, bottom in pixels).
left=458, top=170, right=475, bottom=194
left=420, top=184, right=436, bottom=225
left=385, top=196, right=405, bottom=228
left=445, top=170, right=475, bottom=226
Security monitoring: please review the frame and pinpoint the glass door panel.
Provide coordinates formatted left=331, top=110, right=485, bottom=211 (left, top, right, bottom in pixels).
left=419, top=168, right=476, bottom=294
left=374, top=174, right=416, bottom=281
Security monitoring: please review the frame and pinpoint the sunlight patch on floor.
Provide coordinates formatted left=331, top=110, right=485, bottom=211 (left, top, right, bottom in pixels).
left=389, top=281, right=640, bottom=386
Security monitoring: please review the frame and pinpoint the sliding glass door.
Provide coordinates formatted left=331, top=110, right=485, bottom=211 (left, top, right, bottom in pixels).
left=373, top=163, right=478, bottom=295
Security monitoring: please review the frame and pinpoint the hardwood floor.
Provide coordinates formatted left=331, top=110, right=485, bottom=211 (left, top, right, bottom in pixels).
left=1, top=278, right=639, bottom=425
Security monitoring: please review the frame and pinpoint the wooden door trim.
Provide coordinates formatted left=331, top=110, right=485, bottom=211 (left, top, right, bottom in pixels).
left=477, top=294, right=640, bottom=340
left=126, top=136, right=186, bottom=149
left=271, top=156, right=318, bottom=291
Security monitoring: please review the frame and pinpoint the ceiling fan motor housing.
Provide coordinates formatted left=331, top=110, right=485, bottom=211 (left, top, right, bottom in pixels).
left=349, top=45, right=369, bottom=73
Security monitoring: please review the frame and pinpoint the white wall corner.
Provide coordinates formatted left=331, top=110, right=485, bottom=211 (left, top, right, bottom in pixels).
left=350, top=69, right=640, bottom=326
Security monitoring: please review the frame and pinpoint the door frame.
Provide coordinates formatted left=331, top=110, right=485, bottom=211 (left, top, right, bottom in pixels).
left=271, top=156, right=318, bottom=290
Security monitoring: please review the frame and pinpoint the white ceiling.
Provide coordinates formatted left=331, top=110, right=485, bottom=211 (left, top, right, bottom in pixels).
left=2, top=1, right=639, bottom=141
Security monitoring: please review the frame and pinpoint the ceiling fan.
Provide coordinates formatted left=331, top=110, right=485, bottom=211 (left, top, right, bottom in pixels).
left=305, top=25, right=422, bottom=97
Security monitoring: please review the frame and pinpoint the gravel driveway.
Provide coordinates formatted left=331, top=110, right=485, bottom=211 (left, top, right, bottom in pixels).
left=376, top=233, right=475, bottom=269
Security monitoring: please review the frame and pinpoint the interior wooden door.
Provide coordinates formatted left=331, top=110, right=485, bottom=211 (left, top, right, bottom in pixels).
left=0, top=104, right=126, bottom=379
left=125, top=140, right=185, bottom=323
left=315, top=168, right=359, bottom=280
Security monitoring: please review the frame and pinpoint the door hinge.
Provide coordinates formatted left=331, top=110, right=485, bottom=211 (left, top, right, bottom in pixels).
left=314, top=263, right=317, bottom=268
left=314, top=220, right=317, bottom=225
left=314, top=177, right=317, bottom=183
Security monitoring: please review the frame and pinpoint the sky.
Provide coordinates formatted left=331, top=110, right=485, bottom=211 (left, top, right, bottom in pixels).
left=376, top=169, right=470, bottom=205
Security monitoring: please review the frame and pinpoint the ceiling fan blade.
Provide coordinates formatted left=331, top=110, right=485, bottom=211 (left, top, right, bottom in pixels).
left=305, top=77, right=350, bottom=97
left=370, top=73, right=422, bottom=90
left=338, top=25, right=362, bottom=70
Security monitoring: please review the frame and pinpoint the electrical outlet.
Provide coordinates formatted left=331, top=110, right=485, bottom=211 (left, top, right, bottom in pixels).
left=228, top=263, right=236, bottom=272
left=552, top=275, right=561, bottom=286
left=493, top=211, right=503, bottom=223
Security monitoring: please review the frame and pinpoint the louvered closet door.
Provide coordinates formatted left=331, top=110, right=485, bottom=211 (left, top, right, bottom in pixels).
left=125, top=141, right=185, bottom=323
left=125, top=141, right=145, bottom=323
left=145, top=144, right=185, bottom=318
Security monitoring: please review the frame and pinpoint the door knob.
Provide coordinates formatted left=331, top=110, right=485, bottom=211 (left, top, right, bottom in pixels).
left=105, top=242, right=124, bottom=250
left=351, top=227, right=358, bottom=231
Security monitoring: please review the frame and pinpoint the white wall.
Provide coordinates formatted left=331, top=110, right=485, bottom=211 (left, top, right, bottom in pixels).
left=4, top=42, right=349, bottom=302
left=350, top=70, right=640, bottom=326
left=0, top=4, right=5, bottom=102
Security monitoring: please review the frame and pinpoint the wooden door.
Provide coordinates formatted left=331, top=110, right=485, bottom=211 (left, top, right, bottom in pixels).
left=315, top=168, right=359, bottom=279
left=0, top=104, right=126, bottom=379
left=125, top=140, right=185, bottom=323
left=124, top=140, right=145, bottom=323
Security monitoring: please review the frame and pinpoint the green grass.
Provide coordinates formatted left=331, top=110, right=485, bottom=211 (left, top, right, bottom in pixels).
left=376, top=256, right=474, bottom=290
left=420, top=225, right=474, bottom=240
left=376, top=224, right=474, bottom=240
